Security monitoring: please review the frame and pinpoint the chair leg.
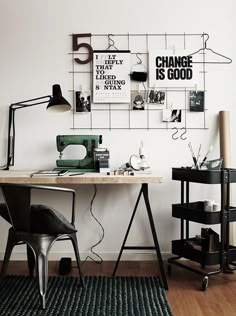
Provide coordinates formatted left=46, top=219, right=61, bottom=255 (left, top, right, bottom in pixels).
left=33, top=236, right=54, bottom=310
left=26, top=245, right=35, bottom=278
left=70, top=233, right=84, bottom=287
left=36, top=251, right=48, bottom=309
left=0, top=229, right=15, bottom=280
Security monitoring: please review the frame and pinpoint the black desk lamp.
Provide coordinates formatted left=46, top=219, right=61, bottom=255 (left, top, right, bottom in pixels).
left=3, top=84, right=71, bottom=170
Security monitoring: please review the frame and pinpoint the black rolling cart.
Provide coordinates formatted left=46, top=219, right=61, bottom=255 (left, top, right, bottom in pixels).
left=168, top=167, right=236, bottom=290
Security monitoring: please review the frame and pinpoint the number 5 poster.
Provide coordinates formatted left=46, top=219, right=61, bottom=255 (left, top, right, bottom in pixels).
left=93, top=50, right=130, bottom=103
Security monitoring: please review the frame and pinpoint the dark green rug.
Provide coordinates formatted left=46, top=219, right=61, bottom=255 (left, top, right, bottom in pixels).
left=0, top=276, right=172, bottom=316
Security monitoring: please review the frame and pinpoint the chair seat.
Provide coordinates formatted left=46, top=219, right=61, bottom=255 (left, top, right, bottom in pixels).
left=0, top=203, right=76, bottom=234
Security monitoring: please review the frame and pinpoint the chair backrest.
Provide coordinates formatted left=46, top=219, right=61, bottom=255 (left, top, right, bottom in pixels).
left=1, top=184, right=31, bottom=232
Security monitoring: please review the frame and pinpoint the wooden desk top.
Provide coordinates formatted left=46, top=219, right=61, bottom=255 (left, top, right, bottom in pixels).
left=0, top=171, right=162, bottom=185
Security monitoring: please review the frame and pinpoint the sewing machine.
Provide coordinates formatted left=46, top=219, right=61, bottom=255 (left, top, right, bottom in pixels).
left=55, top=135, right=103, bottom=172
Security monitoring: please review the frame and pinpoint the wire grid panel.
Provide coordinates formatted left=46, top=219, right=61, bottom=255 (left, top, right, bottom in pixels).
left=69, top=33, right=207, bottom=130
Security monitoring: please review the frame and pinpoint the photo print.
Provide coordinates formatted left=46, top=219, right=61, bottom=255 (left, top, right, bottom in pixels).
left=189, top=90, right=204, bottom=112
left=131, top=90, right=146, bottom=110
left=147, top=89, right=165, bottom=105
left=162, top=109, right=182, bottom=122
left=75, top=91, right=91, bottom=113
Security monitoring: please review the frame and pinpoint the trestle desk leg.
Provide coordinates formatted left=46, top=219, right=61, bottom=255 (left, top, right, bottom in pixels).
left=142, top=183, right=168, bottom=290
left=112, top=184, right=168, bottom=290
left=112, top=188, right=143, bottom=276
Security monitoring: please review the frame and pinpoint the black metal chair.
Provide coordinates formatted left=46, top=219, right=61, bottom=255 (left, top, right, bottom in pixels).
left=0, top=183, right=84, bottom=309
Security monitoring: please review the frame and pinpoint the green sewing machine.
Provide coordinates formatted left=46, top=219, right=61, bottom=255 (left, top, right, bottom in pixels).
left=55, top=135, right=103, bottom=172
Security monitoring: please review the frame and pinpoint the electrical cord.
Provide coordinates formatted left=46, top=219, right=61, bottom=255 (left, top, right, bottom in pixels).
left=82, top=184, right=105, bottom=265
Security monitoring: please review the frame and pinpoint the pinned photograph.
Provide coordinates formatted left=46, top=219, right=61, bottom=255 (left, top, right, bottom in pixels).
left=162, top=109, right=182, bottom=122
left=131, top=90, right=146, bottom=110
left=189, top=90, right=204, bottom=112
left=75, top=91, right=91, bottom=113
left=147, top=89, right=165, bottom=105
left=171, top=109, right=182, bottom=122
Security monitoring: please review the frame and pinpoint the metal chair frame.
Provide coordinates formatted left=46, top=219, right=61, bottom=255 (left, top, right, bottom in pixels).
left=0, top=183, right=84, bottom=309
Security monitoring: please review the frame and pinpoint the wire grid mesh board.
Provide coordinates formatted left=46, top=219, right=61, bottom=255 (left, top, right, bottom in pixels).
left=68, top=32, right=208, bottom=131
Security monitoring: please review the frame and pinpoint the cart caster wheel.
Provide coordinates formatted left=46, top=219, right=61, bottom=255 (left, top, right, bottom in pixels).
left=167, top=264, right=172, bottom=275
left=201, top=276, right=208, bottom=291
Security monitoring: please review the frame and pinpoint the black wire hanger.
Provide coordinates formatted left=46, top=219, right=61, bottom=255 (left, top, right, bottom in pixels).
left=106, top=34, right=118, bottom=50
left=188, top=33, right=232, bottom=64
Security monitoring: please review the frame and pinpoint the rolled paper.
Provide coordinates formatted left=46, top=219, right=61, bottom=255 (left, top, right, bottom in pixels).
left=219, top=111, right=231, bottom=168
left=219, top=111, right=233, bottom=243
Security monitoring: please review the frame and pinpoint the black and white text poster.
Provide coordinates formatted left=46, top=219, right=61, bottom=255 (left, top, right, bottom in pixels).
left=93, top=50, right=130, bottom=103
left=149, top=50, right=202, bottom=89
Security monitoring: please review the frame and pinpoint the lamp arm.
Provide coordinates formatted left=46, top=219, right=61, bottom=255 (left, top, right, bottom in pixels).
left=3, top=95, right=51, bottom=170
left=10, top=95, right=52, bottom=110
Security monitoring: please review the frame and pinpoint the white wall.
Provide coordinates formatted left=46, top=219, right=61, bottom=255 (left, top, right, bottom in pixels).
left=0, top=0, right=235, bottom=260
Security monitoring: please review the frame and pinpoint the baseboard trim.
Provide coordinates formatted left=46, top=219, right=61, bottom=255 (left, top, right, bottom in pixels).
left=0, top=252, right=171, bottom=261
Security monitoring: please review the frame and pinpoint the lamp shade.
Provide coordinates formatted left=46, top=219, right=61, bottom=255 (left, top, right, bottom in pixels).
left=47, top=84, right=71, bottom=112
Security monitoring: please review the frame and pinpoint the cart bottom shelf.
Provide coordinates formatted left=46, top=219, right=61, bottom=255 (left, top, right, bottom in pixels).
left=172, top=238, right=236, bottom=266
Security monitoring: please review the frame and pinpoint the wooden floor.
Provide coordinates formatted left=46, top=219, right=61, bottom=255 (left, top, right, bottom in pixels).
left=2, top=260, right=236, bottom=316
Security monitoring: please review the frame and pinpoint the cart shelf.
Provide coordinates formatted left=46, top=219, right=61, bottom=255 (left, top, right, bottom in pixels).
left=172, top=238, right=236, bottom=266
left=172, top=202, right=236, bottom=224
left=172, top=167, right=236, bottom=184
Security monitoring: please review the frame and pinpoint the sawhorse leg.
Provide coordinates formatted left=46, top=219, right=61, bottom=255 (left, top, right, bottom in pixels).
left=112, top=183, right=168, bottom=290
